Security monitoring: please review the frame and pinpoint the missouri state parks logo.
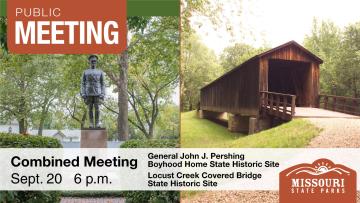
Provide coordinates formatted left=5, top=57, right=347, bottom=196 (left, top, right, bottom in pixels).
left=279, top=158, right=356, bottom=203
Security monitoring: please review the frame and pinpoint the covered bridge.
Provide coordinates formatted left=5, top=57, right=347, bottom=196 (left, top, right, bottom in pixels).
left=199, top=41, right=359, bottom=133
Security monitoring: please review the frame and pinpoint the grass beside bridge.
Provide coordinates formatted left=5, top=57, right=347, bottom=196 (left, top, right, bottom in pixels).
left=181, top=111, right=321, bottom=148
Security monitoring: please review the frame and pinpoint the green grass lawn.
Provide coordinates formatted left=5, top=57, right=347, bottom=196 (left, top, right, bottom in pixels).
left=181, top=111, right=321, bottom=148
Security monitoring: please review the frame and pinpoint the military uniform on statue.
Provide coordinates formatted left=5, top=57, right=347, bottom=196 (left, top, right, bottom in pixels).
left=80, top=55, right=107, bottom=148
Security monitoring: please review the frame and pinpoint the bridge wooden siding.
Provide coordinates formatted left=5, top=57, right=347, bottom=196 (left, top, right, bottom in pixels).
left=200, top=57, right=260, bottom=116
left=200, top=41, right=323, bottom=118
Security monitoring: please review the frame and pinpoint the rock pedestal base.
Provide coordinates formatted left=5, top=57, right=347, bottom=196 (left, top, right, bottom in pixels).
left=80, top=128, right=107, bottom=148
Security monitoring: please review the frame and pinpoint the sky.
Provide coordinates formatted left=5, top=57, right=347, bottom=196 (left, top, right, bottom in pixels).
left=191, top=0, right=360, bottom=55
left=172, top=84, right=179, bottom=105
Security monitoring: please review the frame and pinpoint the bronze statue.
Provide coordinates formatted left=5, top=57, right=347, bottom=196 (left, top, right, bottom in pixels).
left=81, top=55, right=105, bottom=128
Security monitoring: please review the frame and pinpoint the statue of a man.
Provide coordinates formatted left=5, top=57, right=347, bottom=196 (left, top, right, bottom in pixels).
left=81, top=55, right=105, bottom=128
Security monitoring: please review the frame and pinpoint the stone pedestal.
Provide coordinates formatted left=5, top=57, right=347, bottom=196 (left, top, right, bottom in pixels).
left=81, top=128, right=107, bottom=148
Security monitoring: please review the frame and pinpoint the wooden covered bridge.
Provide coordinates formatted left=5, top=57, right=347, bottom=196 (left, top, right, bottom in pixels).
left=199, top=41, right=360, bottom=134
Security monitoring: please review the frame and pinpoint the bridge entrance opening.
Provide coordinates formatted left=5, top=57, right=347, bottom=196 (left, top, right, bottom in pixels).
left=268, top=59, right=311, bottom=107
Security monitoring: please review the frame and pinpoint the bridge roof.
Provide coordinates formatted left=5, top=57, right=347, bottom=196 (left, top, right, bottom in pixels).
left=258, top=40, right=323, bottom=63
left=201, top=40, right=323, bottom=90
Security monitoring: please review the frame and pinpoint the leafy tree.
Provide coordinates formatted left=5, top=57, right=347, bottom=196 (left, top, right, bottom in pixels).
left=181, top=33, right=221, bottom=111
left=31, top=55, right=64, bottom=135
left=180, top=0, right=219, bottom=111
left=104, top=17, right=150, bottom=141
left=58, top=55, right=89, bottom=129
left=101, top=98, right=119, bottom=140
left=338, top=22, right=360, bottom=97
left=126, top=17, right=179, bottom=139
left=181, top=0, right=218, bottom=33
left=304, top=19, right=360, bottom=97
left=0, top=55, right=35, bottom=134
left=220, top=43, right=268, bottom=72
left=0, top=55, right=65, bottom=134
left=155, top=104, right=179, bottom=138
left=181, top=0, right=251, bottom=111
left=0, top=17, right=6, bottom=54
left=304, top=19, right=342, bottom=95
left=102, top=17, right=179, bottom=139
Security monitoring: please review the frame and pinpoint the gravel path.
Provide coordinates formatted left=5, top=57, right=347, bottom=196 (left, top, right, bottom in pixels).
left=181, top=191, right=360, bottom=203
left=181, top=191, right=278, bottom=203
left=306, top=118, right=360, bottom=147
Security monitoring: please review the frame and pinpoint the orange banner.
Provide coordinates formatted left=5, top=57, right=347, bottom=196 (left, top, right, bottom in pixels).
left=7, top=0, right=127, bottom=53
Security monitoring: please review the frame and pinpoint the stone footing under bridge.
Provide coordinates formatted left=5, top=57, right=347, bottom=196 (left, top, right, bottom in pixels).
left=198, top=110, right=273, bottom=134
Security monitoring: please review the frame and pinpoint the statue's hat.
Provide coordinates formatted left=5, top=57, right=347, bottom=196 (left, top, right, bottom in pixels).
left=88, top=55, right=98, bottom=60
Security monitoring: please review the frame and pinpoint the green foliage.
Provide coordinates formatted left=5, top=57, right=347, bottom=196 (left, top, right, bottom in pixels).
left=101, top=99, right=120, bottom=140
left=99, top=17, right=152, bottom=141
left=304, top=19, right=360, bottom=97
left=220, top=43, right=268, bottom=72
left=120, top=139, right=179, bottom=148
left=127, top=17, right=179, bottom=138
left=229, top=119, right=320, bottom=148
left=304, top=19, right=342, bottom=95
left=100, top=17, right=180, bottom=140
left=181, top=33, right=221, bottom=111
left=0, top=17, right=7, bottom=53
left=123, top=191, right=179, bottom=203
left=57, top=54, right=89, bottom=129
left=0, top=133, right=62, bottom=203
left=128, top=17, right=151, bottom=32
left=338, top=22, right=360, bottom=97
left=0, top=54, right=38, bottom=133
left=155, top=104, right=179, bottom=139
left=0, top=133, right=62, bottom=148
left=0, top=191, right=61, bottom=203
left=181, top=0, right=211, bottom=26
left=181, top=111, right=320, bottom=148
left=180, top=0, right=219, bottom=111
left=0, top=54, right=70, bottom=133
left=121, top=138, right=179, bottom=203
left=181, top=0, right=240, bottom=112
left=181, top=0, right=222, bottom=36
